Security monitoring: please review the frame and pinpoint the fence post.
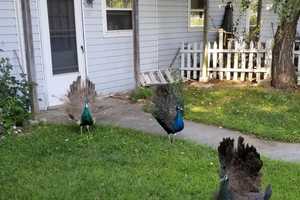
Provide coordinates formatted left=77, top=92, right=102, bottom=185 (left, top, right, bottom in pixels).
left=226, top=40, right=232, bottom=80
left=233, top=41, right=239, bottom=80
left=256, top=41, right=262, bottom=81
left=187, top=43, right=192, bottom=80
left=249, top=41, right=254, bottom=81
left=218, top=29, right=224, bottom=80
left=180, top=42, right=185, bottom=79
left=193, top=43, right=198, bottom=79
left=200, top=43, right=209, bottom=82
left=241, top=41, right=246, bottom=81
left=265, top=40, right=273, bottom=79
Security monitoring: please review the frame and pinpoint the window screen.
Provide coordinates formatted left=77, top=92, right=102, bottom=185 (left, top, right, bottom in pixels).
left=47, top=0, right=79, bottom=75
left=189, top=0, right=205, bottom=28
left=106, top=0, right=133, bottom=31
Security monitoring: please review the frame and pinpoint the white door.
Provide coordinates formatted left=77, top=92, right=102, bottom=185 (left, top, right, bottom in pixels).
left=41, top=0, right=86, bottom=107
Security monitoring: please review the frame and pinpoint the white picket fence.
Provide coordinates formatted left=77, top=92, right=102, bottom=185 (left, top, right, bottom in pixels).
left=180, top=40, right=272, bottom=82
left=181, top=35, right=300, bottom=84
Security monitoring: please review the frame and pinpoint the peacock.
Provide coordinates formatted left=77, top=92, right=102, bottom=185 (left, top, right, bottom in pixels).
left=64, top=76, right=96, bottom=134
left=215, top=137, right=272, bottom=200
left=150, top=83, right=184, bottom=143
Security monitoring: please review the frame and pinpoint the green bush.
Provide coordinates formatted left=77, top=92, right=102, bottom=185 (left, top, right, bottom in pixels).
left=130, top=87, right=153, bottom=102
left=0, top=58, right=32, bottom=134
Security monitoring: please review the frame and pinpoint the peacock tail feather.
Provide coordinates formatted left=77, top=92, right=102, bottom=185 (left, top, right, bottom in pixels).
left=150, top=83, right=184, bottom=134
left=216, top=137, right=272, bottom=200
left=64, top=76, right=97, bottom=124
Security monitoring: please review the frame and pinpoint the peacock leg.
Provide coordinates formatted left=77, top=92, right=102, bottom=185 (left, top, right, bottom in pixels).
left=87, top=125, right=90, bottom=135
left=168, top=135, right=171, bottom=143
left=80, top=126, right=83, bottom=135
left=172, top=135, right=175, bottom=143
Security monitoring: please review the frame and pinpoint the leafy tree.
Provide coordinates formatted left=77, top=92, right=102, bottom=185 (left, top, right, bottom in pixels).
left=240, top=0, right=300, bottom=88
left=271, top=0, right=300, bottom=88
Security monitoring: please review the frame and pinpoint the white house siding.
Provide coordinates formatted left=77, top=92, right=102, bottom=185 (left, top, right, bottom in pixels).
left=30, top=0, right=48, bottom=110
left=0, top=0, right=25, bottom=76
left=260, top=0, right=300, bottom=41
left=156, top=0, right=225, bottom=69
left=139, top=0, right=159, bottom=72
left=83, top=0, right=135, bottom=94
left=0, top=0, right=47, bottom=110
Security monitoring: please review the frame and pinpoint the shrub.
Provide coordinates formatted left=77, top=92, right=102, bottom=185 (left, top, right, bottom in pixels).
left=0, top=58, right=32, bottom=134
left=130, top=87, right=153, bottom=102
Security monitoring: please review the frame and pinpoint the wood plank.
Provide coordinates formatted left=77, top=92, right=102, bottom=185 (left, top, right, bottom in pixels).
left=241, top=42, right=246, bottom=81
left=226, top=41, right=232, bottom=80
left=212, top=42, right=218, bottom=78
left=248, top=41, right=254, bottom=81
left=256, top=42, right=262, bottom=82
left=193, top=43, right=198, bottom=79
left=181, top=42, right=185, bottom=78
left=233, top=41, right=239, bottom=80
left=164, top=69, right=174, bottom=82
left=187, top=43, right=192, bottom=80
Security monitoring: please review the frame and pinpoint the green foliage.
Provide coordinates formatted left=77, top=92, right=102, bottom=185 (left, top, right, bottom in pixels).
left=184, top=86, right=300, bottom=142
left=0, top=58, right=32, bottom=133
left=273, top=0, right=300, bottom=23
left=241, top=0, right=300, bottom=23
left=0, top=125, right=300, bottom=199
left=130, top=87, right=152, bottom=102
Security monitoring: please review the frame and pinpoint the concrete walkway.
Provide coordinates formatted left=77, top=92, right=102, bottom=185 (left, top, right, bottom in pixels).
left=39, top=97, right=300, bottom=162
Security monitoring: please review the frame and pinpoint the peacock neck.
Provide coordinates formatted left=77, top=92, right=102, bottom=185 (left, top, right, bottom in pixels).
left=174, top=110, right=184, bottom=131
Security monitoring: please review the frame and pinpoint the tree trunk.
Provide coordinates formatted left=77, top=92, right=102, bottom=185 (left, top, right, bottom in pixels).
left=271, top=14, right=300, bottom=89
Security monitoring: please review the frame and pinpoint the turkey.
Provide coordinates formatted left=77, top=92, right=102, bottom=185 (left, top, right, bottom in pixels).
left=215, top=137, right=272, bottom=200
left=150, top=83, right=184, bottom=143
left=64, top=76, right=96, bottom=134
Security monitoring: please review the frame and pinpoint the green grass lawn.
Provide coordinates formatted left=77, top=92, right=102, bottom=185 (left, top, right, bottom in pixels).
left=0, top=125, right=300, bottom=199
left=184, top=86, right=300, bottom=143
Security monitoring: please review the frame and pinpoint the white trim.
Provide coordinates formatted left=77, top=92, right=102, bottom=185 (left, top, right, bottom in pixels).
left=188, top=0, right=205, bottom=32
left=40, top=0, right=86, bottom=107
left=102, top=0, right=133, bottom=37
left=81, top=0, right=89, bottom=79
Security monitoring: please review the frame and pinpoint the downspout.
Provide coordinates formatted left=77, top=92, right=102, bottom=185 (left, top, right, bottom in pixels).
left=132, top=0, right=141, bottom=87
left=20, top=0, right=39, bottom=114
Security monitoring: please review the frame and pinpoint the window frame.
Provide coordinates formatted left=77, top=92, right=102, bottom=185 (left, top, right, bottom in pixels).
left=188, top=0, right=205, bottom=32
left=102, top=0, right=133, bottom=37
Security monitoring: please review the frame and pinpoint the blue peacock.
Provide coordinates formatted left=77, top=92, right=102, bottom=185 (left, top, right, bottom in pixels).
left=64, top=76, right=96, bottom=134
left=215, top=137, right=272, bottom=200
left=151, top=83, right=184, bottom=143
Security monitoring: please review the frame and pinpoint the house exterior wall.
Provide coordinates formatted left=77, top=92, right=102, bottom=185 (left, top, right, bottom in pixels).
left=139, top=0, right=226, bottom=72
left=0, top=0, right=25, bottom=75
left=0, top=0, right=244, bottom=110
left=83, top=0, right=135, bottom=94
left=0, top=0, right=48, bottom=110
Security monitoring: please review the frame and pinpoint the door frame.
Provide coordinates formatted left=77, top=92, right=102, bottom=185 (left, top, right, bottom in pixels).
left=40, top=0, right=86, bottom=107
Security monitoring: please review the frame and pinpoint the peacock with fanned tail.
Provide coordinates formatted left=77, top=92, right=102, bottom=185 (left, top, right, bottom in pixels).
left=64, top=76, right=96, bottom=134
left=150, top=83, right=184, bottom=143
left=215, top=137, right=272, bottom=200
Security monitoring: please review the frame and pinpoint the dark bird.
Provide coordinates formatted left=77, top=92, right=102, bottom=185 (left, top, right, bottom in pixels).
left=215, top=137, right=272, bottom=200
left=151, top=83, right=184, bottom=143
left=64, top=76, right=96, bottom=134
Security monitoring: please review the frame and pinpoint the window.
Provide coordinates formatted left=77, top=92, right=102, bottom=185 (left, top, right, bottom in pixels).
left=188, top=0, right=205, bottom=30
left=104, top=0, right=132, bottom=33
